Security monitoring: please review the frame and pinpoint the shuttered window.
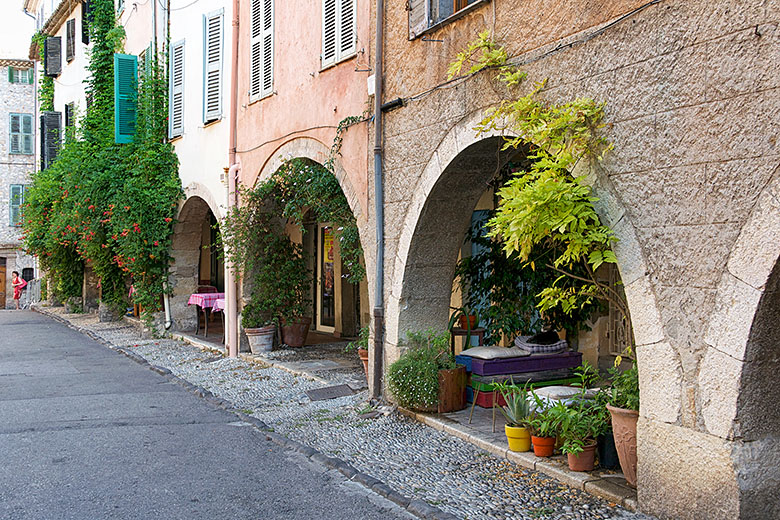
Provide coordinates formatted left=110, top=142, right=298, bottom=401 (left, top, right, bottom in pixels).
left=40, top=111, right=61, bottom=169
left=66, top=18, right=76, bottom=62
left=321, top=0, right=356, bottom=68
left=10, top=184, right=26, bottom=227
left=9, top=113, right=34, bottom=155
left=203, top=9, right=223, bottom=123
left=249, top=0, right=273, bottom=101
left=7, top=67, right=33, bottom=84
left=113, top=53, right=138, bottom=144
left=169, top=40, right=185, bottom=137
left=64, top=102, right=75, bottom=140
left=44, top=36, right=62, bottom=76
left=408, top=0, right=482, bottom=39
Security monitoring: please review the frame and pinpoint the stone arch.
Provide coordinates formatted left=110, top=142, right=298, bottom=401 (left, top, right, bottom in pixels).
left=387, top=109, right=666, bottom=370
left=252, top=136, right=363, bottom=223
left=168, top=194, right=222, bottom=331
left=181, top=182, right=223, bottom=220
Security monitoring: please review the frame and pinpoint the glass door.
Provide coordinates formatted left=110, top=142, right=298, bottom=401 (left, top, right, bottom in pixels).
left=316, top=223, right=336, bottom=332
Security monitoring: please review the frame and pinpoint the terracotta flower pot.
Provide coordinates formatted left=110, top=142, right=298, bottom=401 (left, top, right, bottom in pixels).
left=531, top=435, right=556, bottom=457
left=505, top=425, right=531, bottom=452
left=607, top=404, right=639, bottom=488
left=357, top=347, right=369, bottom=377
left=458, top=315, right=478, bottom=330
left=280, top=317, right=311, bottom=347
left=567, top=442, right=597, bottom=472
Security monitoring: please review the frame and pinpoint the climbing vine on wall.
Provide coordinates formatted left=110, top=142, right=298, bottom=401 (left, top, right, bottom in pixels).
left=23, top=0, right=182, bottom=323
left=449, top=31, right=630, bottom=331
left=31, top=31, right=54, bottom=112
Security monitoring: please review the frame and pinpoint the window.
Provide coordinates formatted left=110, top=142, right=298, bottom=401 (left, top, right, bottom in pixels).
left=22, top=267, right=34, bottom=281
left=321, top=0, right=356, bottom=68
left=203, top=9, right=224, bottom=123
left=66, top=18, right=76, bottom=62
left=249, top=0, right=273, bottom=101
left=408, top=0, right=484, bottom=39
left=9, top=184, right=27, bottom=227
left=114, top=53, right=138, bottom=143
left=117, top=0, right=124, bottom=13
left=169, top=40, right=185, bottom=137
left=64, top=102, right=75, bottom=139
left=7, top=67, right=33, bottom=84
left=40, top=111, right=61, bottom=169
left=9, top=113, right=34, bottom=155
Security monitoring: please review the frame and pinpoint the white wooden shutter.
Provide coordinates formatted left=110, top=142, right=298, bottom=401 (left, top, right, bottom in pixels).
left=322, top=0, right=356, bottom=68
left=9, top=114, right=21, bottom=154
left=169, top=40, right=185, bottom=138
left=408, top=0, right=429, bottom=39
left=250, top=0, right=273, bottom=100
left=322, top=0, right=337, bottom=67
left=339, top=0, right=356, bottom=58
left=203, top=9, right=223, bottom=122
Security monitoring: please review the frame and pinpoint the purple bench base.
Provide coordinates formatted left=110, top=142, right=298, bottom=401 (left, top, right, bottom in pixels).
left=463, top=351, right=583, bottom=376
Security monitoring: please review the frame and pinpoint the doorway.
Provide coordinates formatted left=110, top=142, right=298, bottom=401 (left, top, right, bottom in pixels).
left=316, top=223, right=336, bottom=333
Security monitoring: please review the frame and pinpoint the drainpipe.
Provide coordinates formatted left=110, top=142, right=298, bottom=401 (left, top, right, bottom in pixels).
left=162, top=281, right=172, bottom=329
left=371, top=0, right=385, bottom=398
left=225, top=0, right=241, bottom=358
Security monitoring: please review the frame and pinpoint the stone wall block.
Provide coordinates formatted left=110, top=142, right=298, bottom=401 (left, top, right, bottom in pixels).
left=637, top=341, right=682, bottom=424
left=732, top=435, right=780, bottom=519
left=703, top=272, right=763, bottom=361
left=637, top=417, right=740, bottom=520
left=706, top=23, right=780, bottom=101
left=601, top=115, right=657, bottom=175
left=698, top=346, right=743, bottom=439
left=725, top=180, right=780, bottom=291
left=636, top=223, right=740, bottom=288
left=610, top=218, right=649, bottom=288
left=623, top=275, right=664, bottom=347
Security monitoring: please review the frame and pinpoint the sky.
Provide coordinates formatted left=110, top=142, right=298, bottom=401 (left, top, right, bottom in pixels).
left=0, top=2, right=38, bottom=60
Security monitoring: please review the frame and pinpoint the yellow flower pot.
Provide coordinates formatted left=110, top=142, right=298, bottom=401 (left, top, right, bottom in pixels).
left=505, top=424, right=531, bottom=452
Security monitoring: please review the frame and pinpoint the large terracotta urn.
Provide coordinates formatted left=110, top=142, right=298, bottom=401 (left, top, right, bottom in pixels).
left=607, top=404, right=639, bottom=487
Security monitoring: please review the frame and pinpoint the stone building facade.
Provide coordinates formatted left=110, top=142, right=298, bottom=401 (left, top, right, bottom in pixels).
left=0, top=58, right=37, bottom=307
left=362, top=1, right=779, bottom=518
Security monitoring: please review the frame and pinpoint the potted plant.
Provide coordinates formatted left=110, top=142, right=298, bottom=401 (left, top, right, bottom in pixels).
left=605, top=361, right=639, bottom=487
left=387, top=330, right=466, bottom=413
left=241, top=290, right=276, bottom=354
left=260, top=234, right=311, bottom=347
left=447, top=305, right=480, bottom=350
left=494, top=380, right=532, bottom=452
left=345, top=325, right=370, bottom=377
left=526, top=392, right=559, bottom=457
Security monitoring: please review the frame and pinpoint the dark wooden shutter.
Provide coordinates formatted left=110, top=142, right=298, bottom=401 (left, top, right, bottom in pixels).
left=114, top=53, right=138, bottom=143
left=44, top=37, right=62, bottom=76
left=66, top=19, right=76, bottom=62
left=40, top=111, right=62, bottom=169
left=82, top=0, right=90, bottom=45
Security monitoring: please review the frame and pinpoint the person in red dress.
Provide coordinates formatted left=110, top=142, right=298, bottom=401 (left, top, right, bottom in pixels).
left=11, top=271, right=26, bottom=310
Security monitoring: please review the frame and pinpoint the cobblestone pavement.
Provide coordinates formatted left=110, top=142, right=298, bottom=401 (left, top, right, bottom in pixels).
left=44, top=308, right=653, bottom=520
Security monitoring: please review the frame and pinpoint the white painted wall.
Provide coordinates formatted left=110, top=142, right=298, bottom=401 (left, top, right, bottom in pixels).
left=50, top=3, right=89, bottom=123
left=168, top=0, right=232, bottom=215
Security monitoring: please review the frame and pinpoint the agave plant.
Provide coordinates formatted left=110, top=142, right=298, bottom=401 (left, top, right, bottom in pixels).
left=493, top=380, right=531, bottom=427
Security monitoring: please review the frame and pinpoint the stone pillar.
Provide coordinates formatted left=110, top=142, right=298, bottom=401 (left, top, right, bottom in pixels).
left=82, top=263, right=100, bottom=313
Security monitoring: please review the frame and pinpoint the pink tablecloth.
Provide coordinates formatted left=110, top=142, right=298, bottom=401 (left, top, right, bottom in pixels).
left=187, top=292, right=225, bottom=309
left=212, top=298, right=226, bottom=312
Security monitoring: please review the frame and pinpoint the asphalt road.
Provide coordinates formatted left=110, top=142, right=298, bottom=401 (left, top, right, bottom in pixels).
left=0, top=310, right=411, bottom=520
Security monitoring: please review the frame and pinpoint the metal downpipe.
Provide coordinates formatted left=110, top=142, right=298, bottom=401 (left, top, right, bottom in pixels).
left=371, top=0, right=385, bottom=399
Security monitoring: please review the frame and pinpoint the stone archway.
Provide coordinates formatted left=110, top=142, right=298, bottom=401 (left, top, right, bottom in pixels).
left=169, top=194, right=222, bottom=331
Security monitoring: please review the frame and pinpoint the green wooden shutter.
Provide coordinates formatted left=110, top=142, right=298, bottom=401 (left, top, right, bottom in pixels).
left=9, top=114, right=21, bottom=154
left=114, top=53, right=138, bottom=144
left=22, top=114, right=33, bottom=154
left=8, top=66, right=14, bottom=83
left=28, top=68, right=34, bottom=84
left=9, top=185, right=23, bottom=226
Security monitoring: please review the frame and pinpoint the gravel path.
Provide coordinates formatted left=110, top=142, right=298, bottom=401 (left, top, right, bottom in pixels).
left=43, top=307, right=653, bottom=520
